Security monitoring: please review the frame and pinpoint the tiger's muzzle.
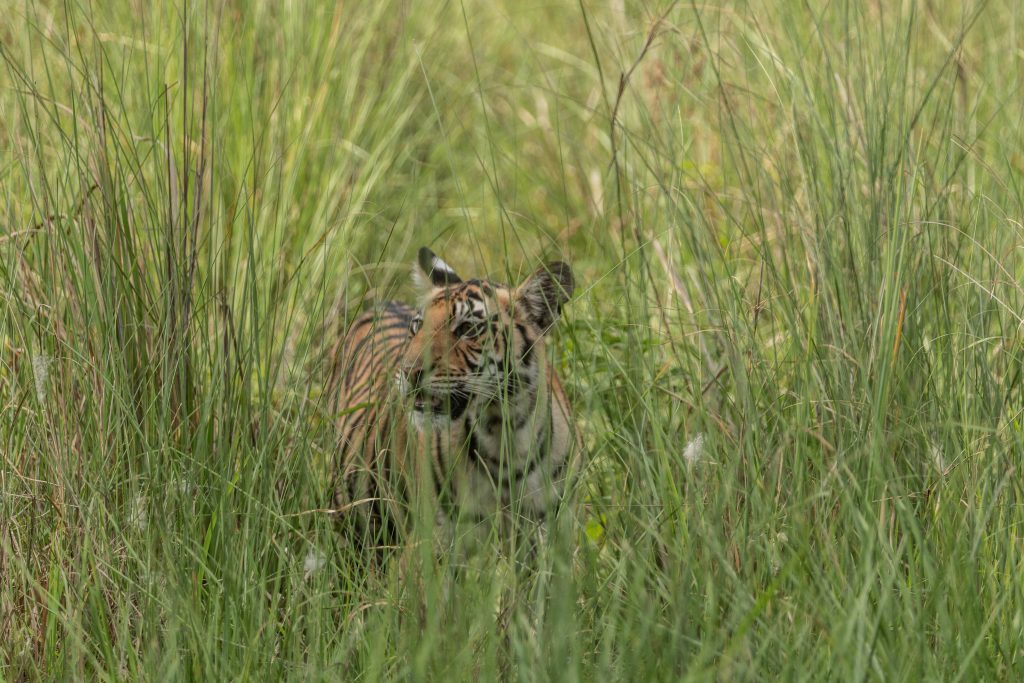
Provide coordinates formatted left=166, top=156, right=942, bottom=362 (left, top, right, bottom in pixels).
left=396, top=367, right=472, bottom=420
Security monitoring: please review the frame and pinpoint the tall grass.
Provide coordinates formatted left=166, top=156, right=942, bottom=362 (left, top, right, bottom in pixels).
left=2, top=0, right=1023, bottom=679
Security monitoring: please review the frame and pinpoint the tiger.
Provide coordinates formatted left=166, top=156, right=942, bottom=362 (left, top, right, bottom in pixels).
left=329, top=247, right=578, bottom=549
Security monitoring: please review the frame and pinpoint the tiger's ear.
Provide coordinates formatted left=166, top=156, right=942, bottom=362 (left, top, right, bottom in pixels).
left=515, top=261, right=574, bottom=332
left=414, top=247, right=462, bottom=290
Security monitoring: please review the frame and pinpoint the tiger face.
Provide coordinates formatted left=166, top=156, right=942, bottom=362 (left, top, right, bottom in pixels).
left=397, top=248, right=574, bottom=425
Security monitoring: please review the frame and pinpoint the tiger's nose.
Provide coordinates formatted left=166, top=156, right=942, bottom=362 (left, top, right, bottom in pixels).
left=405, top=368, right=423, bottom=389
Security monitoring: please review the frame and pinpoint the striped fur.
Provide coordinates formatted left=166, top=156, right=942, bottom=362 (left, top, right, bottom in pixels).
left=330, top=248, right=577, bottom=546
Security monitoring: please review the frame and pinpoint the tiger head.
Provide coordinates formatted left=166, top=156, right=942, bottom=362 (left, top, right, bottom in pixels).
left=397, top=247, right=574, bottom=423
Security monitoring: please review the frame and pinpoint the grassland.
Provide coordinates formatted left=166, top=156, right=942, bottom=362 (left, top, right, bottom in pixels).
left=2, top=0, right=1024, bottom=679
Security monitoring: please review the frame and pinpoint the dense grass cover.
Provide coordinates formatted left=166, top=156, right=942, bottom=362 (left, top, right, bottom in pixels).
left=2, top=0, right=1023, bottom=679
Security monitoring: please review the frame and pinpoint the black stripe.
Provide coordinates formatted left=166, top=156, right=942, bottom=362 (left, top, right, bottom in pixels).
left=346, top=346, right=401, bottom=384
left=348, top=347, right=404, bottom=381
left=375, top=319, right=414, bottom=333
left=344, top=330, right=408, bottom=371
left=340, top=406, right=374, bottom=452
left=433, top=430, right=456, bottom=516
left=344, top=314, right=377, bottom=339
left=432, top=431, right=444, bottom=498
left=518, top=406, right=553, bottom=485
left=448, top=394, right=470, bottom=420
left=515, top=323, right=535, bottom=367
left=466, top=418, right=513, bottom=480
left=549, top=454, right=567, bottom=482
left=502, top=452, right=540, bottom=485
left=383, top=414, right=411, bottom=521
left=342, top=308, right=405, bottom=346
left=343, top=469, right=360, bottom=507
left=343, top=345, right=405, bottom=391
left=383, top=301, right=415, bottom=319
left=466, top=419, right=489, bottom=471
left=502, top=408, right=552, bottom=486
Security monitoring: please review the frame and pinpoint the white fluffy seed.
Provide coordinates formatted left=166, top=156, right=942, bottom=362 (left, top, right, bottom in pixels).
left=31, top=354, right=51, bottom=404
left=683, top=433, right=705, bottom=465
left=303, top=549, right=326, bottom=579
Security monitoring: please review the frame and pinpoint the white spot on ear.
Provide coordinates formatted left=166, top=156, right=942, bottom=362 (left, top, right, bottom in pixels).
left=432, top=256, right=456, bottom=277
left=418, top=247, right=462, bottom=286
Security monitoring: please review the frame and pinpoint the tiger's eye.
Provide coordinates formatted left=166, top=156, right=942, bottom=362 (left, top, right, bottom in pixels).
left=409, top=315, right=423, bottom=336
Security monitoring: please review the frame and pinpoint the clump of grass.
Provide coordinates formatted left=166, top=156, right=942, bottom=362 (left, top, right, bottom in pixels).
left=2, top=0, right=1023, bottom=679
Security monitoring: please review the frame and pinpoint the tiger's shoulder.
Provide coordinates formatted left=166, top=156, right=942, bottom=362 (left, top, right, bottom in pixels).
left=329, top=300, right=417, bottom=440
